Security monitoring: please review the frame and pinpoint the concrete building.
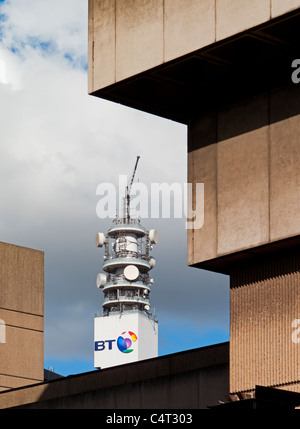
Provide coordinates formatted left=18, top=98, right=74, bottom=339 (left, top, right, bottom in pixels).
left=1, top=0, right=300, bottom=409
left=0, top=343, right=229, bottom=409
left=88, top=0, right=300, bottom=397
left=0, top=242, right=44, bottom=391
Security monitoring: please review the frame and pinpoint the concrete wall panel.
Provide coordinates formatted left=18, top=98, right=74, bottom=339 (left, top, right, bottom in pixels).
left=0, top=242, right=43, bottom=315
left=89, top=0, right=116, bottom=92
left=217, top=95, right=270, bottom=255
left=0, top=308, right=43, bottom=332
left=188, top=114, right=217, bottom=265
left=216, top=0, right=271, bottom=41
left=115, top=0, right=164, bottom=81
left=270, top=87, right=300, bottom=242
left=272, top=0, right=300, bottom=17
left=0, top=325, right=43, bottom=382
left=187, top=86, right=300, bottom=270
left=164, top=0, right=215, bottom=62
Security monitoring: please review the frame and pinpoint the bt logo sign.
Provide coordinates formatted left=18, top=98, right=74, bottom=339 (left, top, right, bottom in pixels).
left=95, top=339, right=115, bottom=351
left=95, top=331, right=138, bottom=354
left=117, top=331, right=137, bottom=353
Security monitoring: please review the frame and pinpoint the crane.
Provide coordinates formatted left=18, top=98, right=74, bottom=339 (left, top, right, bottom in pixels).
left=125, top=156, right=140, bottom=223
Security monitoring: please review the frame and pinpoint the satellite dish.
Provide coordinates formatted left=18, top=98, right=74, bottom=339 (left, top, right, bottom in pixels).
left=123, top=265, right=139, bottom=281
left=149, top=229, right=158, bottom=244
left=149, top=257, right=156, bottom=269
left=144, top=305, right=150, bottom=311
left=96, top=232, right=106, bottom=248
left=96, top=273, right=107, bottom=288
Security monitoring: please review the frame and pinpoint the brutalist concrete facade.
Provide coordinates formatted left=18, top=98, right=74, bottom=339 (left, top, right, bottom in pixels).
left=88, top=0, right=300, bottom=396
left=1, top=0, right=299, bottom=409
left=230, top=251, right=300, bottom=394
left=0, top=242, right=44, bottom=391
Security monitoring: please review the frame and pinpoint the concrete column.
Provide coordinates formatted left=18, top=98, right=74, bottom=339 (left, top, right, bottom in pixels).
left=230, top=249, right=300, bottom=394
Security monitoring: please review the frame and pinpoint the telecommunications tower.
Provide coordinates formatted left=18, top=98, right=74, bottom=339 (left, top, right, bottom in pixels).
left=94, top=157, right=158, bottom=369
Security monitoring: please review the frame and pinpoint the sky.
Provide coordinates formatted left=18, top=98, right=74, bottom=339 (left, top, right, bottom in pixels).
left=0, top=0, right=229, bottom=376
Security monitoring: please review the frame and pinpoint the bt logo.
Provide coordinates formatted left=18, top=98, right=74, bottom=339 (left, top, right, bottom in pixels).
left=95, top=331, right=138, bottom=354
left=117, top=331, right=137, bottom=353
left=95, top=339, right=116, bottom=351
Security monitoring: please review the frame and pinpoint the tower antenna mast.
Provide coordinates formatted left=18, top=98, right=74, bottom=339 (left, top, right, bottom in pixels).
left=95, top=154, right=158, bottom=370
left=125, top=156, right=140, bottom=223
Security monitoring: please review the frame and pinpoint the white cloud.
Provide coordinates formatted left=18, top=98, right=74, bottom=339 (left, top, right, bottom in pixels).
left=0, top=58, right=6, bottom=83
left=0, top=47, right=23, bottom=88
left=0, top=0, right=87, bottom=66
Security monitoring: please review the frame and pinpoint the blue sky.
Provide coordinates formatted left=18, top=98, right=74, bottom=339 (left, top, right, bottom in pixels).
left=0, top=0, right=229, bottom=377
